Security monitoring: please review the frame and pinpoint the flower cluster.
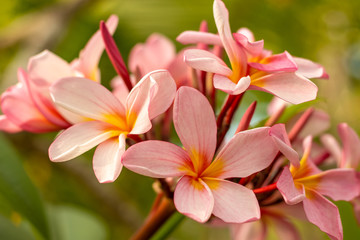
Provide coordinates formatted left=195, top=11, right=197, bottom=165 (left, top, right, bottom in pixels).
left=1, top=0, right=359, bottom=239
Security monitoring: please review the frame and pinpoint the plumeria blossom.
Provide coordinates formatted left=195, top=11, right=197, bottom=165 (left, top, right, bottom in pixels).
left=277, top=136, right=360, bottom=240
left=111, top=34, right=191, bottom=101
left=123, top=86, right=298, bottom=223
left=321, top=123, right=360, bottom=224
left=232, top=203, right=305, bottom=240
left=178, top=0, right=326, bottom=104
left=0, top=15, right=118, bottom=133
left=48, top=70, right=176, bottom=183
left=129, top=33, right=191, bottom=88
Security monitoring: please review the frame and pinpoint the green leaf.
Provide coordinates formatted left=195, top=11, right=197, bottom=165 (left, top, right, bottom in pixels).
left=49, top=205, right=108, bottom=240
left=0, top=214, right=36, bottom=240
left=0, top=133, right=50, bottom=239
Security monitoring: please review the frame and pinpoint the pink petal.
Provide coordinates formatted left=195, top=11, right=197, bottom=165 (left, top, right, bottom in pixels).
left=129, top=33, right=176, bottom=75
left=49, top=121, right=116, bottom=162
left=303, top=190, right=342, bottom=240
left=213, top=74, right=251, bottom=95
left=351, top=196, right=360, bottom=225
left=231, top=221, right=266, bottom=240
left=93, top=134, right=125, bottom=183
left=111, top=75, right=129, bottom=106
left=320, top=134, right=342, bottom=165
left=184, top=49, right=232, bottom=76
left=50, top=77, right=126, bottom=124
left=338, top=123, right=360, bottom=169
left=27, top=50, right=74, bottom=85
left=75, top=15, right=119, bottom=81
left=174, top=176, right=214, bottom=223
left=213, top=0, right=246, bottom=76
left=1, top=73, right=60, bottom=133
left=208, top=127, right=278, bottom=179
left=248, top=51, right=297, bottom=72
left=297, top=109, right=330, bottom=138
left=249, top=72, right=318, bottom=104
left=147, top=70, right=177, bottom=120
left=173, top=87, right=217, bottom=170
left=272, top=215, right=301, bottom=240
left=122, top=140, right=190, bottom=178
left=176, top=31, right=222, bottom=46
left=0, top=115, right=21, bottom=133
left=127, top=70, right=176, bottom=134
left=237, top=27, right=255, bottom=42
left=233, top=32, right=264, bottom=57
left=277, top=166, right=306, bottom=205
left=302, top=169, right=360, bottom=201
left=269, top=124, right=299, bottom=167
left=293, top=57, right=329, bottom=79
left=208, top=179, right=260, bottom=223
left=166, top=50, right=192, bottom=88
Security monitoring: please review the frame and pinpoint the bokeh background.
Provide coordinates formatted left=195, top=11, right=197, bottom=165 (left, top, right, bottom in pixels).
left=0, top=0, right=360, bottom=239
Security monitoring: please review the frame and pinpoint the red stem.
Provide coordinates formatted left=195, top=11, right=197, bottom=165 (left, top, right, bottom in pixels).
left=265, top=104, right=286, bottom=127
left=130, top=197, right=176, bottom=240
left=253, top=182, right=278, bottom=194
left=288, top=108, right=314, bottom=142
left=235, top=101, right=257, bottom=133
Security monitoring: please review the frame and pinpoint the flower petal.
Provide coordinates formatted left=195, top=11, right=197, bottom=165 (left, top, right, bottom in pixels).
left=293, top=57, right=329, bottom=79
left=111, top=75, right=129, bottom=106
left=213, top=74, right=251, bottom=95
left=277, top=166, right=306, bottom=205
left=174, top=87, right=217, bottom=169
left=93, top=134, right=125, bottom=183
left=1, top=71, right=60, bottom=133
left=27, top=50, right=74, bottom=85
left=49, top=121, right=115, bottom=162
left=0, top=115, right=21, bottom=133
left=176, top=31, right=222, bottom=46
left=250, top=72, right=318, bottom=104
left=75, top=15, right=119, bottom=81
left=122, top=140, right=190, bottom=178
left=208, top=127, right=278, bottom=179
left=127, top=70, right=176, bottom=134
left=233, top=32, right=264, bottom=57
left=303, top=190, right=342, bottom=240
left=213, top=0, right=246, bottom=76
left=320, top=133, right=342, bottom=165
left=129, top=33, right=176, bottom=75
left=184, top=49, right=232, bottom=76
left=50, top=77, right=126, bottom=125
left=338, top=123, right=360, bottom=169
left=301, top=169, right=360, bottom=201
left=207, top=179, right=260, bottom=223
left=249, top=51, right=297, bottom=72
left=269, top=124, right=299, bottom=167
left=174, top=176, right=214, bottom=223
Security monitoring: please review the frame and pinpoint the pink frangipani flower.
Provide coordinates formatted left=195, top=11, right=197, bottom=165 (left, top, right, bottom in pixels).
left=0, top=15, right=118, bottom=133
left=178, top=0, right=323, bottom=104
left=232, top=203, right=305, bottom=240
left=277, top=136, right=360, bottom=240
left=48, top=70, right=176, bottom=183
left=122, top=86, right=298, bottom=223
left=321, top=123, right=360, bottom=224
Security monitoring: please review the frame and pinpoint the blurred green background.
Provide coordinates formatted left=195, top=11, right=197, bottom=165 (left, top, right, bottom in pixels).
left=0, top=0, right=360, bottom=239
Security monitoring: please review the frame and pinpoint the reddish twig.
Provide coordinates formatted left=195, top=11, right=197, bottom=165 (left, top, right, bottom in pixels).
left=288, top=108, right=314, bottom=142
left=265, top=104, right=286, bottom=127
left=235, top=101, right=257, bottom=133
left=130, top=197, right=176, bottom=240
left=253, top=182, right=278, bottom=194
